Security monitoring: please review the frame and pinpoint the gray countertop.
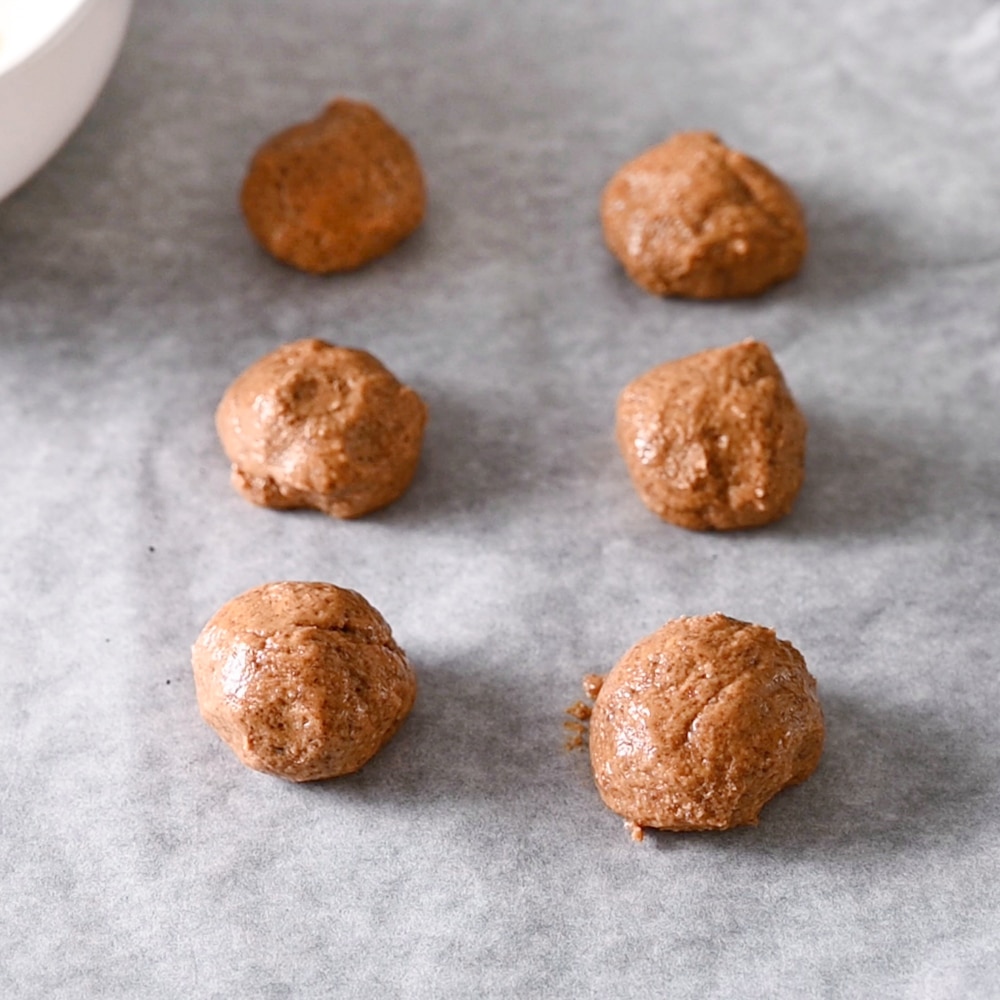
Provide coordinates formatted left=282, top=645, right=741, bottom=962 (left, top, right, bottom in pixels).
left=2, top=1, right=999, bottom=997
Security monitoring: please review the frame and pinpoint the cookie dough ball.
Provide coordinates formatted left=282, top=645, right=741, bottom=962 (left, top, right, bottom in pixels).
left=192, top=582, right=417, bottom=781
left=216, top=338, right=428, bottom=519
left=589, top=614, right=824, bottom=835
left=601, top=131, right=807, bottom=298
left=616, top=339, right=806, bottom=530
left=241, top=98, right=426, bottom=273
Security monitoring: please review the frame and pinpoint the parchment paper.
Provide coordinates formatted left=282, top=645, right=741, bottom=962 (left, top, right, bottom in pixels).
left=2, top=1, right=999, bottom=996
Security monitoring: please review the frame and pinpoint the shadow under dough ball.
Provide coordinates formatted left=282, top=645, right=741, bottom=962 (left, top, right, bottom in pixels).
left=216, top=338, right=428, bottom=519
left=601, top=131, right=807, bottom=298
left=616, top=339, right=806, bottom=530
left=589, top=614, right=824, bottom=838
left=192, top=581, right=417, bottom=781
left=241, top=98, right=426, bottom=273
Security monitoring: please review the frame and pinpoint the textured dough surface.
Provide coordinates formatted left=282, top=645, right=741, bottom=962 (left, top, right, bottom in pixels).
left=601, top=131, right=807, bottom=298
left=589, top=614, right=824, bottom=833
left=192, top=581, right=417, bottom=781
left=216, top=338, right=428, bottom=519
left=616, top=339, right=806, bottom=530
left=241, top=98, right=426, bottom=273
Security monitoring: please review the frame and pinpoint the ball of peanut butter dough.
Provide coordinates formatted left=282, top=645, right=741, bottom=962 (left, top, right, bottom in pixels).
left=601, top=131, right=807, bottom=298
left=616, top=339, right=806, bottom=530
left=216, top=338, right=428, bottom=519
left=241, top=98, right=426, bottom=273
left=589, top=614, right=824, bottom=836
left=192, top=582, right=417, bottom=781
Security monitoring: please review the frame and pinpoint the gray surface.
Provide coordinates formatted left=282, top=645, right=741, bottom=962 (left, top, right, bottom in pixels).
left=2, top=0, right=1000, bottom=997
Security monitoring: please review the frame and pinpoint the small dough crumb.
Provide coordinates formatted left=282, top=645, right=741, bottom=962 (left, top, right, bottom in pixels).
left=563, top=720, right=587, bottom=751
left=241, top=98, right=426, bottom=273
left=563, top=700, right=592, bottom=751
left=616, top=339, right=806, bottom=530
left=589, top=613, right=824, bottom=836
left=216, top=338, right=428, bottom=519
left=582, top=674, right=605, bottom=700
left=601, top=131, right=807, bottom=298
left=191, top=581, right=416, bottom=781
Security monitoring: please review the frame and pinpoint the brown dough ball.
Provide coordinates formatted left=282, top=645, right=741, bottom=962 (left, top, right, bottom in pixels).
left=216, top=338, right=428, bottom=519
left=589, top=614, right=824, bottom=836
left=192, top=581, right=417, bottom=781
left=616, top=339, right=806, bottom=530
left=241, top=98, right=426, bottom=273
left=601, top=131, right=807, bottom=298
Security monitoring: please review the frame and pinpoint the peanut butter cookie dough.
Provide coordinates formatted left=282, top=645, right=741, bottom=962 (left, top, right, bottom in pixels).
left=601, top=131, right=807, bottom=298
left=588, top=614, right=824, bottom=838
left=241, top=98, right=426, bottom=273
left=616, top=339, right=806, bottom=530
left=216, top=338, right=428, bottom=519
left=192, top=581, right=416, bottom=781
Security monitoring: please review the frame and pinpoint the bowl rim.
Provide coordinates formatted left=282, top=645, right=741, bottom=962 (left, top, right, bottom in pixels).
left=0, top=0, right=105, bottom=79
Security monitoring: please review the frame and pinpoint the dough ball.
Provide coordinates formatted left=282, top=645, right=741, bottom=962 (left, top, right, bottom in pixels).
left=216, top=338, right=428, bottom=519
left=601, top=131, right=807, bottom=298
left=192, top=581, right=417, bottom=781
left=241, top=98, right=426, bottom=273
left=589, top=614, right=824, bottom=835
left=616, top=339, right=806, bottom=530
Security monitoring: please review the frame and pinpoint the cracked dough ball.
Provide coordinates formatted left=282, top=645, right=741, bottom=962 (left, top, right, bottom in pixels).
left=601, top=131, right=807, bottom=298
left=241, top=98, right=426, bottom=273
left=192, top=581, right=417, bottom=781
left=616, top=339, right=806, bottom=530
left=216, top=338, right=428, bottom=519
left=589, top=614, right=824, bottom=835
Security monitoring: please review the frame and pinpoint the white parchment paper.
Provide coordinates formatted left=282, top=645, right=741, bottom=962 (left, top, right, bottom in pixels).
left=2, top=1, right=999, bottom=996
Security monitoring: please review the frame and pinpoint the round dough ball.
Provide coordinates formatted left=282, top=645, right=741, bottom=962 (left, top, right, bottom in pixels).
left=616, top=339, right=806, bottom=530
left=216, top=338, right=428, bottom=519
left=241, top=98, right=426, bottom=273
left=192, top=581, right=417, bottom=781
left=589, top=614, right=824, bottom=835
left=601, top=131, right=807, bottom=298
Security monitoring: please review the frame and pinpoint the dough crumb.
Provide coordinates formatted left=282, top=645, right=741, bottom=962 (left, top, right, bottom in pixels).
left=616, top=339, right=806, bottom=530
left=564, top=682, right=604, bottom=751
left=563, top=720, right=587, bottom=751
left=625, top=820, right=645, bottom=842
left=589, top=613, right=824, bottom=835
left=216, top=338, right=428, bottom=519
left=191, top=581, right=416, bottom=781
left=241, top=97, right=425, bottom=273
left=564, top=699, right=592, bottom=752
left=601, top=131, right=806, bottom=298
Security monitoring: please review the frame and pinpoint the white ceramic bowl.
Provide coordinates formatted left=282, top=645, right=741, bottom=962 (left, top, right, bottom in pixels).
left=0, top=0, right=133, bottom=202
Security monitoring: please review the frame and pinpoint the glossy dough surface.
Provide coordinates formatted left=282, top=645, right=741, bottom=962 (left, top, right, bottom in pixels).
left=616, top=339, right=806, bottom=530
left=241, top=98, right=426, bottom=273
left=601, top=131, right=807, bottom=298
left=216, top=338, right=428, bottom=519
left=589, top=614, right=824, bottom=833
left=192, top=582, right=417, bottom=781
